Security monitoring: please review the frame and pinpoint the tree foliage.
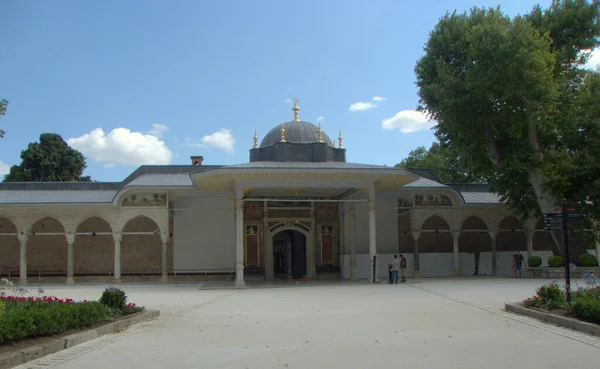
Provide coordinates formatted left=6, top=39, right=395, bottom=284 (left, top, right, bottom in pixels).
left=3, top=133, right=90, bottom=182
left=415, top=0, right=600, bottom=256
left=395, top=141, right=482, bottom=183
left=0, top=99, right=7, bottom=138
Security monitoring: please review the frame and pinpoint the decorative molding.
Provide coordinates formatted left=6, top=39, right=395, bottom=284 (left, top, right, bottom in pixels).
left=414, top=193, right=453, bottom=207
left=121, top=193, right=167, bottom=207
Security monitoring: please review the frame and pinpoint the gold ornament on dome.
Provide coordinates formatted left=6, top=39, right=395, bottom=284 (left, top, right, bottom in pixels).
left=317, top=122, right=323, bottom=143
left=338, top=130, right=343, bottom=149
left=280, top=123, right=286, bottom=142
left=253, top=129, right=258, bottom=148
left=292, top=97, right=300, bottom=121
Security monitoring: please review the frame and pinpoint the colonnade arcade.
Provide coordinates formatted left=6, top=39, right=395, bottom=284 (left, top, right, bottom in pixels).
left=0, top=208, right=170, bottom=284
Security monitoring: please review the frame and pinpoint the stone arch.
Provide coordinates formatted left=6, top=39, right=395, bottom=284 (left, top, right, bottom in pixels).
left=497, top=216, right=526, bottom=252
left=121, top=215, right=162, bottom=274
left=459, top=216, right=491, bottom=253
left=74, top=217, right=114, bottom=275
left=0, top=217, right=19, bottom=277
left=419, top=215, right=452, bottom=253
left=269, top=222, right=311, bottom=236
left=28, top=217, right=66, bottom=276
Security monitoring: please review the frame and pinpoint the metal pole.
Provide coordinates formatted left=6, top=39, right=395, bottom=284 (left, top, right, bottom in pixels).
left=562, top=198, right=571, bottom=304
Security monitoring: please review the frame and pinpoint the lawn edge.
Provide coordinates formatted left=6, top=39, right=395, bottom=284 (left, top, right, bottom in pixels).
left=504, top=302, right=599, bottom=336
left=0, top=309, right=160, bottom=369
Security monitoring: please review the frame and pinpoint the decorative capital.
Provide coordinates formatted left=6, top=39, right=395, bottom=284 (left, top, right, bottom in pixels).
left=411, top=231, right=421, bottom=241
left=280, top=123, right=286, bottom=142
left=292, top=97, right=300, bottom=121
left=368, top=200, right=376, bottom=211
left=113, top=232, right=122, bottom=243
left=66, top=233, right=76, bottom=245
left=236, top=200, right=245, bottom=210
left=161, top=232, right=170, bottom=243
left=488, top=230, right=498, bottom=239
left=18, top=233, right=28, bottom=245
left=253, top=129, right=258, bottom=149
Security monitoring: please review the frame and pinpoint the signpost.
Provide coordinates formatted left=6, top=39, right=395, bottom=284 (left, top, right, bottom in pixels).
left=542, top=200, right=586, bottom=304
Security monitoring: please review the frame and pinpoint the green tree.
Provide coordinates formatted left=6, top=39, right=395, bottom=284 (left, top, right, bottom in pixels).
left=4, top=133, right=90, bottom=182
left=414, top=0, right=600, bottom=257
left=395, top=141, right=482, bottom=183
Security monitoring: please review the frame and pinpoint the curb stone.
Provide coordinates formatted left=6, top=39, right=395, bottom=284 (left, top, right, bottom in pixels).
left=0, top=309, right=159, bottom=369
left=505, top=302, right=599, bottom=337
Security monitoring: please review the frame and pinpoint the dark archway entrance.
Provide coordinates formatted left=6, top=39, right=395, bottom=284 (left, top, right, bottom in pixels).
left=272, top=230, right=306, bottom=279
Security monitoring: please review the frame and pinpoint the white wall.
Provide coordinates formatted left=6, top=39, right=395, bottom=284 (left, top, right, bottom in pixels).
left=173, top=196, right=235, bottom=272
left=375, top=196, right=399, bottom=254
left=344, top=202, right=369, bottom=254
left=341, top=253, right=415, bottom=280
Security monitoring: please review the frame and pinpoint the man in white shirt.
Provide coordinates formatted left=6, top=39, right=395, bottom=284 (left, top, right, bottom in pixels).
left=391, top=255, right=400, bottom=284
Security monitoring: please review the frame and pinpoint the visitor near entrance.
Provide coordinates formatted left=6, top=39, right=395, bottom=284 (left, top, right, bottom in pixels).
left=390, top=255, right=400, bottom=284
left=512, top=252, right=525, bottom=279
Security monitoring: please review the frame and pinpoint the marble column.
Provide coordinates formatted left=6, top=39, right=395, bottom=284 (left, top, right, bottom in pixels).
left=307, top=203, right=316, bottom=279
left=161, top=232, right=169, bottom=282
left=490, top=231, right=498, bottom=275
left=113, top=233, right=122, bottom=282
left=235, top=200, right=245, bottom=288
left=66, top=233, right=75, bottom=285
left=412, top=231, right=421, bottom=278
left=263, top=201, right=273, bottom=280
left=349, top=207, right=357, bottom=281
left=452, top=231, right=460, bottom=276
left=525, top=229, right=534, bottom=260
left=18, top=234, right=28, bottom=284
left=368, top=200, right=377, bottom=282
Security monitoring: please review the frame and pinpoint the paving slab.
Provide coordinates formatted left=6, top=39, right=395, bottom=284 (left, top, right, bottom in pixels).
left=9, top=278, right=599, bottom=369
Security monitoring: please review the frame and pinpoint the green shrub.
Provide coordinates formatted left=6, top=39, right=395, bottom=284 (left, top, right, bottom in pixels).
left=525, top=283, right=567, bottom=310
left=0, top=301, right=108, bottom=344
left=548, top=255, right=564, bottom=268
left=569, top=297, right=600, bottom=324
left=100, top=287, right=127, bottom=311
left=579, top=254, right=599, bottom=267
left=528, top=256, right=542, bottom=268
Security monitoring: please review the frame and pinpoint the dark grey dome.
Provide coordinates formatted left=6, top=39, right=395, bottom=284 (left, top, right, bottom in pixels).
left=259, top=121, right=335, bottom=148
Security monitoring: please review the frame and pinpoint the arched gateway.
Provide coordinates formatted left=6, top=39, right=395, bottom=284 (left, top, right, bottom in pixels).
left=0, top=99, right=573, bottom=284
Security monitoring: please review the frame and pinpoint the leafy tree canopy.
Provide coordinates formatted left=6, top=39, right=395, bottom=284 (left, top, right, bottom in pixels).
left=3, top=133, right=91, bottom=182
left=395, top=141, right=483, bottom=183
left=0, top=99, right=7, bottom=138
left=415, top=0, right=600, bottom=255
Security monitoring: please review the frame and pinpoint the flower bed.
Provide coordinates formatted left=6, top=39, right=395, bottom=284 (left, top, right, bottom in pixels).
left=0, top=279, right=144, bottom=344
left=523, top=273, right=600, bottom=325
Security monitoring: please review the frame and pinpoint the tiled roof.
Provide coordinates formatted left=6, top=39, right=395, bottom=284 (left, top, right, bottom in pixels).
left=403, top=177, right=448, bottom=188
left=0, top=190, right=117, bottom=204
left=461, top=192, right=503, bottom=204
left=225, top=161, right=392, bottom=170
left=125, top=174, right=193, bottom=187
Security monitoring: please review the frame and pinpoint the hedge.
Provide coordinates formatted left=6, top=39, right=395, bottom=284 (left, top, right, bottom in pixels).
left=569, top=297, right=600, bottom=324
left=0, top=298, right=109, bottom=344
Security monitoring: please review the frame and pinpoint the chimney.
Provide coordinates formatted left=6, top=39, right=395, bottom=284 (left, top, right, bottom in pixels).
left=191, top=156, right=204, bottom=166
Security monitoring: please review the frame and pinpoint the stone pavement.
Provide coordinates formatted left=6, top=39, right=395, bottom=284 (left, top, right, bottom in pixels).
left=11, top=278, right=600, bottom=369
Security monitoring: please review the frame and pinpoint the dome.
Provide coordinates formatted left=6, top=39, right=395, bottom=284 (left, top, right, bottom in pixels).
left=259, top=121, right=335, bottom=148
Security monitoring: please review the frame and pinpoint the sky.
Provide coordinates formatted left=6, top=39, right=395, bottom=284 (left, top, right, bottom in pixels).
left=2, top=0, right=595, bottom=182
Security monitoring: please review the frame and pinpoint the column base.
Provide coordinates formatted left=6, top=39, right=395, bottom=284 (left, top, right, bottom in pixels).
left=161, top=276, right=169, bottom=284
left=234, top=280, right=246, bottom=288
left=65, top=276, right=75, bottom=285
left=18, top=278, right=28, bottom=285
left=492, top=268, right=498, bottom=276
left=113, top=277, right=122, bottom=284
left=413, top=270, right=420, bottom=278
left=453, top=269, right=460, bottom=276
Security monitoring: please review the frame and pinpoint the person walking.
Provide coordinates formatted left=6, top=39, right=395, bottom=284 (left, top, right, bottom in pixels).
left=390, top=255, right=400, bottom=284
left=514, top=252, right=525, bottom=279
left=400, top=254, right=407, bottom=282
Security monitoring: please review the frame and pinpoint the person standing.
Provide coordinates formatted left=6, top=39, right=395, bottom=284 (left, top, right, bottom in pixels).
left=514, top=252, right=525, bottom=279
left=400, top=254, right=407, bottom=282
left=390, top=255, right=400, bottom=284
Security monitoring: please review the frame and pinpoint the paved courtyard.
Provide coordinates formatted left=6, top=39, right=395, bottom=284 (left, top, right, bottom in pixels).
left=12, top=278, right=600, bottom=369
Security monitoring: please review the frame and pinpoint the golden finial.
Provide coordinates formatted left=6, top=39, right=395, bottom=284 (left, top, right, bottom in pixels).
left=317, top=122, right=324, bottom=143
left=338, top=130, right=343, bottom=149
left=292, top=97, right=300, bottom=121
left=253, top=129, right=258, bottom=148
left=280, top=123, right=286, bottom=142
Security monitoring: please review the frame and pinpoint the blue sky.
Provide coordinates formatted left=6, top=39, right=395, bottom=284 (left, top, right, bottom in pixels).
left=0, top=0, right=556, bottom=181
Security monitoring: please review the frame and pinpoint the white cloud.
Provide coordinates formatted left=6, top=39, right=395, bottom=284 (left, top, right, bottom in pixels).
left=348, top=96, right=386, bottom=112
left=148, top=123, right=168, bottom=137
left=284, top=98, right=293, bottom=103
left=67, top=127, right=173, bottom=167
left=382, top=110, right=437, bottom=133
left=349, top=101, right=377, bottom=112
left=584, top=48, right=600, bottom=69
left=316, top=116, right=324, bottom=123
left=0, top=160, right=10, bottom=176
left=185, top=128, right=235, bottom=153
